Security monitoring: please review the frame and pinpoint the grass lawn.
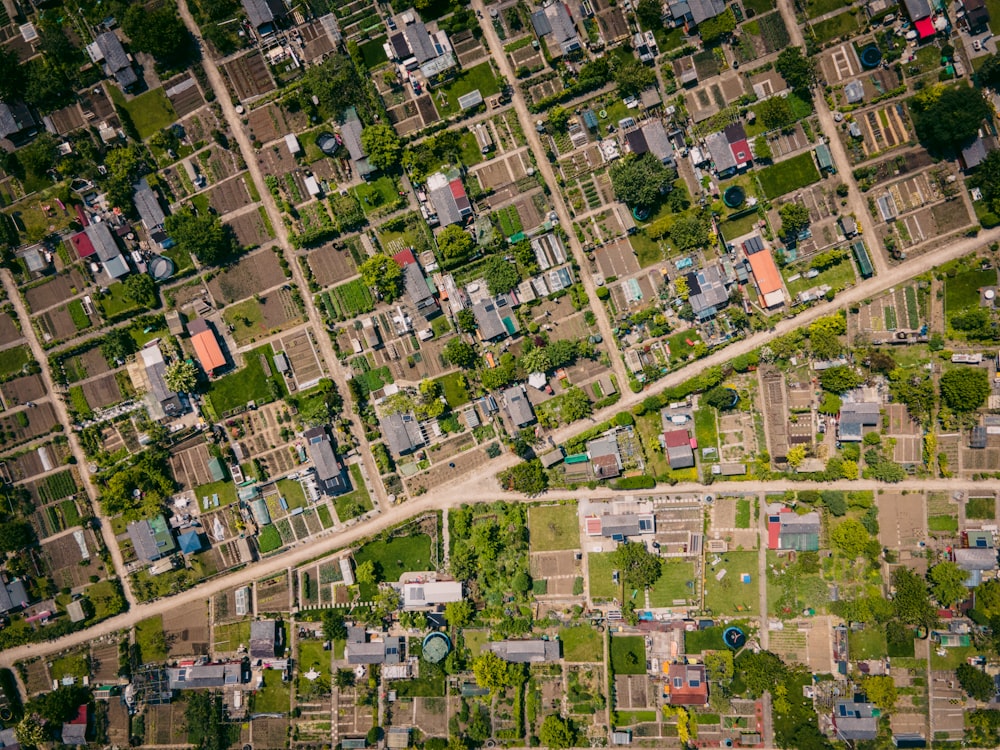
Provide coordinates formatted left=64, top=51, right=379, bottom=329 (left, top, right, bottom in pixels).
left=704, top=550, right=760, bottom=616
left=317, top=504, right=334, bottom=529
left=84, top=580, right=124, bottom=621
left=354, top=532, right=432, bottom=584
left=528, top=503, right=579, bottom=551
left=648, top=560, right=696, bottom=606
left=784, top=258, right=857, bottom=297
left=49, top=649, right=89, bottom=681
left=204, top=344, right=286, bottom=417
left=213, top=620, right=252, bottom=652
left=68, top=386, right=92, bottom=418
left=685, top=626, right=726, bottom=654
left=459, top=131, right=484, bottom=168
left=693, top=408, right=718, bottom=462
left=276, top=478, right=307, bottom=510
left=334, top=464, right=373, bottom=522
left=721, top=210, right=763, bottom=240
left=588, top=551, right=620, bottom=601
left=109, top=85, right=177, bottom=140
left=735, top=499, right=752, bottom=528
left=610, top=635, right=646, bottom=674
left=193, top=480, right=237, bottom=508
left=803, top=0, right=850, bottom=18
left=808, top=10, right=862, bottom=44
left=435, top=62, right=501, bottom=117
left=928, top=515, right=958, bottom=532
left=887, top=631, right=915, bottom=658
left=967, top=497, right=996, bottom=520
left=353, top=174, right=403, bottom=216
left=297, top=639, right=331, bottom=689
left=930, top=644, right=977, bottom=670
left=223, top=299, right=269, bottom=344
left=253, top=669, right=290, bottom=714
left=756, top=152, right=821, bottom=199
left=97, top=282, right=140, bottom=319
left=848, top=627, right=887, bottom=659
left=637, top=414, right=670, bottom=478
left=162, top=245, right=194, bottom=275
left=944, top=268, right=997, bottom=316
left=990, top=0, right=1000, bottom=34
left=617, top=710, right=658, bottom=725
left=437, top=371, right=471, bottom=408
left=560, top=625, right=602, bottom=662
left=629, top=230, right=668, bottom=268
left=136, top=615, right=168, bottom=663
left=359, top=36, right=388, bottom=67
left=257, top=524, right=283, bottom=553
left=464, top=629, right=489, bottom=656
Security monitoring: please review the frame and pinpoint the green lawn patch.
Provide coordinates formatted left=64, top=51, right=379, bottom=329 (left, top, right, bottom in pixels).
left=223, top=299, right=269, bottom=344
left=944, top=268, right=997, bottom=316
left=437, top=371, right=471, bottom=408
left=616, top=710, right=657, bottom=725
left=297, top=639, right=331, bottom=690
left=109, top=85, right=178, bottom=140
left=528, top=503, right=579, bottom=551
left=276, top=478, right=307, bottom=510
left=610, top=635, right=646, bottom=674
left=334, top=464, right=373, bottom=522
left=685, top=626, right=726, bottom=654
left=67, top=299, right=91, bottom=331
left=193, top=480, right=237, bottom=508
left=930, top=644, right=977, bottom=670
left=317, top=504, right=334, bottom=528
left=756, top=152, right=821, bottom=199
left=253, top=669, right=290, bottom=714
left=257, top=524, right=283, bottom=553
left=435, top=62, right=501, bottom=117
left=464, top=629, right=489, bottom=655
left=967, top=497, right=995, bottom=520
left=0, top=345, right=32, bottom=379
left=784, top=258, right=857, bottom=297
left=162, top=245, right=194, bottom=275
left=803, top=0, right=850, bottom=18
left=721, top=210, right=763, bottom=240
left=459, top=131, right=484, bottom=167
left=213, top=620, right=251, bottom=652
left=560, top=625, right=602, bottom=662
left=136, top=615, right=168, bottom=663
left=49, top=650, right=89, bottom=681
left=808, top=10, right=862, bottom=44
left=353, top=174, right=403, bottom=216
left=354, top=531, right=432, bottom=584
left=735, top=499, right=752, bottom=528
left=359, top=36, right=388, bottom=67
left=83, top=580, right=124, bottom=622
left=693, top=408, right=718, bottom=463
left=204, top=344, right=286, bottom=417
left=587, top=551, right=619, bottom=601
left=704, top=550, right=760, bottom=616
left=68, top=386, right=92, bottom=419
left=928, top=515, right=958, bottom=532
left=97, top=282, right=141, bottom=319
left=848, top=627, right=887, bottom=659
left=887, top=631, right=915, bottom=658
left=648, top=560, right=696, bottom=606
left=330, top=279, right=375, bottom=319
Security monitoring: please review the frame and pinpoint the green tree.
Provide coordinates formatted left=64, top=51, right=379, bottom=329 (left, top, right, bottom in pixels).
left=636, top=0, right=664, bottom=29
left=613, top=60, right=656, bottom=97
left=609, top=153, right=676, bottom=208
left=456, top=308, right=478, bottom=333
left=122, top=3, right=193, bottom=68
left=940, top=368, right=990, bottom=412
left=444, top=600, right=473, bottom=628
left=483, top=255, right=521, bottom=295
left=704, top=650, right=734, bottom=685
left=100, top=328, right=138, bottom=365
left=443, top=338, right=477, bottom=369
left=862, top=675, right=897, bottom=711
left=164, top=360, right=199, bottom=394
left=322, top=610, right=347, bottom=641
left=538, top=714, right=576, bottom=749
left=888, top=368, right=935, bottom=416
left=0, top=47, right=24, bottom=102
left=612, top=541, right=662, bottom=590
left=15, top=716, right=44, bottom=749
left=929, top=561, right=970, bottom=608
left=819, top=365, right=863, bottom=393
left=355, top=559, right=377, bottom=585
left=104, top=143, right=149, bottom=213
left=758, top=96, right=795, bottom=130
left=26, top=685, right=89, bottom=723
left=779, top=202, right=811, bottom=240
left=164, top=206, right=237, bottom=266
left=891, top=566, right=938, bottom=629
left=669, top=214, right=709, bottom=251
left=698, top=7, right=737, bottom=44
left=911, top=83, right=991, bottom=153
left=521, top=346, right=552, bottom=374
left=753, top=135, right=772, bottom=162
left=976, top=52, right=1000, bottom=89
left=548, top=105, right=570, bottom=132
left=735, top=650, right=787, bottom=698
left=437, top=225, right=474, bottom=268
left=472, top=651, right=513, bottom=693
left=971, top=149, right=1000, bottom=214
left=360, top=124, right=402, bottom=171
left=830, top=519, right=870, bottom=559
left=123, top=273, right=158, bottom=308
left=702, top=386, right=736, bottom=411
left=497, top=460, right=548, bottom=495
left=359, top=253, right=404, bottom=302
left=785, top=445, right=806, bottom=468
left=0, top=520, right=35, bottom=553
left=958, top=663, right=996, bottom=702
left=775, top=47, right=816, bottom=93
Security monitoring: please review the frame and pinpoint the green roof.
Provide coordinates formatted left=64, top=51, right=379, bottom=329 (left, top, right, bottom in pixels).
left=208, top=457, right=227, bottom=482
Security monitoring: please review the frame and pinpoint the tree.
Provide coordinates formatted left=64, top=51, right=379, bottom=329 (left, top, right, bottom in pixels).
left=444, top=600, right=473, bottom=628
left=929, top=561, right=970, bottom=608
left=361, top=124, right=402, bottom=171
left=704, top=650, right=734, bottom=685
left=497, top=460, right=547, bottom=495
left=971, top=149, right=1000, bottom=214
left=164, top=206, right=236, bottom=266
left=547, top=105, right=570, bottom=132
left=164, top=360, right=199, bottom=394
left=443, top=338, right=477, bottom=369
left=636, top=0, right=664, bottom=29
left=334, top=668, right=355, bottom=688
left=758, top=96, right=795, bottom=130
left=0, top=47, right=24, bottom=103
left=669, top=214, right=709, bottom=251
left=521, top=346, right=552, bottom=375
left=785, top=445, right=806, bottom=468
left=753, top=135, right=772, bottom=162
left=473, top=651, right=513, bottom=693
left=104, top=143, right=149, bottom=213
left=892, top=566, right=938, bottom=629
left=889, top=368, right=935, bottom=416
left=15, top=717, right=44, bottom=749
left=610, top=153, right=676, bottom=208
left=779, top=202, right=811, bottom=240
left=122, top=3, right=193, bottom=68
left=735, top=651, right=787, bottom=698
left=819, top=365, right=863, bottom=393
left=940, top=368, right=990, bottom=412
left=322, top=610, right=347, bottom=641
left=359, top=253, right=404, bottom=301
left=613, top=60, right=656, bottom=97
left=958, top=663, right=997, bottom=702
left=612, top=541, right=662, bottom=590
left=976, top=52, right=1000, bottom=89
left=831, top=519, right=870, bottom=559
left=539, top=714, right=576, bottom=749
left=483, top=255, right=520, bottom=295
left=775, top=47, right=816, bottom=94
left=26, top=685, right=89, bottom=723
left=698, top=7, right=737, bottom=44
left=911, top=83, right=991, bottom=153
left=702, top=386, right=736, bottom=411
left=100, top=328, right=138, bottom=365
left=0, top=520, right=35, bottom=553
left=355, top=559, right=377, bottom=585
left=456, top=308, right=478, bottom=333
left=862, top=675, right=897, bottom=711
left=437, top=225, right=474, bottom=268
left=123, top=274, right=157, bottom=308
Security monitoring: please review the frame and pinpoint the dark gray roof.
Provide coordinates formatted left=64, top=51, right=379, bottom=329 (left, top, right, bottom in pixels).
left=134, top=178, right=166, bottom=232
left=341, top=115, right=366, bottom=162
left=902, top=0, right=932, bottom=19
left=61, top=722, right=87, bottom=746
left=167, top=663, right=245, bottom=690
left=85, top=221, right=122, bottom=264
left=0, top=579, right=28, bottom=614
left=430, top=183, right=462, bottom=227
left=250, top=619, right=278, bottom=659
left=346, top=635, right=402, bottom=664
left=962, top=135, right=998, bottom=170
left=667, top=443, right=694, bottom=469
left=503, top=385, right=534, bottom=427
left=687, top=265, right=728, bottom=318
left=545, top=2, right=578, bottom=43
left=127, top=515, right=176, bottom=561
left=489, top=639, right=560, bottom=663
left=304, top=426, right=347, bottom=495
left=242, top=0, right=287, bottom=29
left=626, top=129, right=648, bottom=156
left=531, top=10, right=552, bottom=36
left=140, top=345, right=182, bottom=416
left=95, top=31, right=137, bottom=88
left=403, top=18, right=436, bottom=63
left=0, top=101, right=35, bottom=139
left=954, top=547, right=998, bottom=572
left=403, top=261, right=434, bottom=310
left=840, top=402, right=880, bottom=426
left=689, top=0, right=727, bottom=23
left=380, top=412, right=424, bottom=457
left=473, top=299, right=507, bottom=341
left=706, top=131, right=737, bottom=174
left=641, top=120, right=674, bottom=163
left=600, top=514, right=654, bottom=538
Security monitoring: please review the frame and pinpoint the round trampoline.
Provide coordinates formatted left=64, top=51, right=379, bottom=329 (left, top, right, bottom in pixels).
left=632, top=206, right=650, bottom=220
left=860, top=45, right=882, bottom=68
left=723, top=185, right=745, bottom=209
left=316, top=132, right=341, bottom=156
left=148, top=255, right=175, bottom=281
left=422, top=632, right=452, bottom=664
left=724, top=626, right=747, bottom=650
left=721, top=387, right=740, bottom=409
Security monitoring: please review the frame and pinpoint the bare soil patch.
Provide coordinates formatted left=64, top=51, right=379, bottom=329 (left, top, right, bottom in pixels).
left=208, top=250, right=285, bottom=304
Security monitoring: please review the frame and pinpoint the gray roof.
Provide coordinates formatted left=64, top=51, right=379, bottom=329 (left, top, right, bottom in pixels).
left=689, top=0, right=727, bottom=23
left=341, top=114, right=366, bottom=162
left=389, top=32, right=409, bottom=59
left=962, top=135, right=998, bottom=170
left=705, top=131, right=737, bottom=174
left=0, top=579, right=28, bottom=614
left=167, top=663, right=245, bottom=690
left=403, top=261, right=435, bottom=310
left=140, top=344, right=182, bottom=415
left=430, top=184, right=462, bottom=227
left=489, top=639, right=560, bottom=663
left=61, top=722, right=87, bottom=746
left=954, top=547, right=998, bottom=571
left=641, top=120, right=674, bottom=164
left=403, top=18, right=436, bottom=63
left=840, top=402, right=880, bottom=426
left=85, top=221, right=123, bottom=264
left=346, top=635, right=402, bottom=664
left=687, top=265, right=728, bottom=318
left=837, top=717, right=878, bottom=741
left=304, top=426, right=347, bottom=495
left=95, top=31, right=137, bottom=88
left=545, top=2, right=579, bottom=44
left=242, top=0, right=287, bottom=29
left=902, top=0, right=932, bottom=19
left=600, top=514, right=654, bottom=538
left=531, top=10, right=551, bottom=36
left=380, top=411, right=425, bottom=457
left=503, top=385, right=534, bottom=427
left=250, top=619, right=278, bottom=659
left=127, top=515, right=176, bottom=562
left=473, top=298, right=507, bottom=341
left=134, top=178, right=166, bottom=232
left=0, top=101, right=35, bottom=139
left=667, top=442, right=695, bottom=469
left=588, top=435, right=621, bottom=460
left=780, top=511, right=821, bottom=534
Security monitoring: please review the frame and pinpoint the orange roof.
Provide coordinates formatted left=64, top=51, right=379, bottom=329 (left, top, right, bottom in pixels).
left=191, top=328, right=225, bottom=373
left=746, top=250, right=782, bottom=295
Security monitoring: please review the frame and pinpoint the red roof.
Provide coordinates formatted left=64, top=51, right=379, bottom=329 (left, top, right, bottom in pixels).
left=393, top=248, right=416, bottom=267
left=70, top=231, right=96, bottom=259
left=729, top=138, right=752, bottom=166
left=915, top=17, right=935, bottom=37
left=449, top=178, right=466, bottom=199
left=188, top=319, right=226, bottom=374
left=666, top=664, right=708, bottom=705
left=69, top=705, right=88, bottom=725
left=663, top=429, right=689, bottom=448
left=585, top=516, right=602, bottom=535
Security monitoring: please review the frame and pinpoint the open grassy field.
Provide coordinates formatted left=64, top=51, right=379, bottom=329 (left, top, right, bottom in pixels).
left=757, top=152, right=821, bottom=199
left=588, top=551, right=619, bottom=601
left=49, top=649, right=89, bottom=681
left=254, top=669, right=290, bottom=713
left=610, top=635, right=646, bottom=674
left=193, top=480, right=237, bottom=507
left=704, top=550, right=760, bottom=616
left=647, top=560, right=696, bottom=606
left=685, top=626, right=726, bottom=654
left=966, top=497, right=996, bottom=520
left=109, top=85, right=178, bottom=140
left=0, top=345, right=31, bottom=379
left=560, top=625, right=603, bottom=662
left=784, top=258, right=857, bottom=297
left=437, top=371, right=471, bottom=408
left=204, top=344, right=286, bottom=417
left=848, top=627, right=887, bottom=659
left=693, top=408, right=718, bottom=462
left=257, top=525, right=283, bottom=553
left=213, top=620, right=251, bottom=652
left=944, top=268, right=996, bottom=317
left=528, top=503, right=579, bottom=551
left=354, top=532, right=432, bottom=584
left=435, top=62, right=501, bottom=116
left=297, top=639, right=331, bottom=689
left=334, top=464, right=373, bottom=522
left=136, top=615, right=168, bottom=663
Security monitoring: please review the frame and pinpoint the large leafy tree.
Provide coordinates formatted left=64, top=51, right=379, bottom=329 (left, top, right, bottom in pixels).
left=779, top=202, right=811, bottom=240
left=122, top=3, right=194, bottom=69
left=483, top=255, right=520, bottom=295
left=819, top=365, right=863, bottom=394
left=929, top=561, right=970, bottom=607
left=669, top=214, right=709, bottom=251
left=940, top=368, right=990, bottom=412
left=830, top=518, right=870, bottom=558
left=636, top=0, right=664, bottom=29
left=472, top=651, right=514, bottom=693
left=123, top=274, right=158, bottom=308
left=358, top=253, right=403, bottom=301
left=443, top=338, right=477, bottom=369
left=539, top=714, right=576, bottom=749
left=613, top=60, right=656, bottom=97
left=911, top=84, right=991, bottom=153
left=360, top=124, right=402, bottom=171
left=0, top=521, right=35, bottom=553
left=164, top=206, right=237, bottom=266
left=164, top=360, right=199, bottom=393
left=497, top=460, right=547, bottom=495
left=611, top=541, right=662, bottom=590
left=775, top=47, right=816, bottom=94
left=610, top=153, right=676, bottom=208
left=891, top=566, right=938, bottom=629
left=437, top=225, right=474, bottom=269
left=957, top=663, right=996, bottom=701
left=104, top=144, right=149, bottom=214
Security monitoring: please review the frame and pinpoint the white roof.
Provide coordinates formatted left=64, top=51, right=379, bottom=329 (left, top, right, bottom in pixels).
left=402, top=580, right=463, bottom=607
